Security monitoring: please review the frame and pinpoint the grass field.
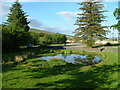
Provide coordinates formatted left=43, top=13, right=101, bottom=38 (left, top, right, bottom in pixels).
left=2, top=49, right=119, bottom=88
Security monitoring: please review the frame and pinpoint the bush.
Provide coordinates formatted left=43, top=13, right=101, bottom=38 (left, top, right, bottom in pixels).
left=38, top=34, right=52, bottom=46
left=2, top=25, right=32, bottom=50
left=105, top=42, right=111, bottom=46
left=30, top=33, right=67, bottom=46
left=51, top=34, right=67, bottom=44
left=30, top=32, right=45, bottom=45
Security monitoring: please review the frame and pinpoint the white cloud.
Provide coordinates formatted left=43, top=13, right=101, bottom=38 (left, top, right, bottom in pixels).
left=4, top=0, right=120, bottom=2
left=27, top=17, right=42, bottom=28
left=0, top=2, right=11, bottom=23
left=0, top=2, right=11, bottom=16
left=57, top=11, right=82, bottom=20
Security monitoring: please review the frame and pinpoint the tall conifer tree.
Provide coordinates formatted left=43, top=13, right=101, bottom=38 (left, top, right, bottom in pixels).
left=2, top=0, right=31, bottom=50
left=74, top=0, right=109, bottom=47
left=6, top=0, right=30, bottom=32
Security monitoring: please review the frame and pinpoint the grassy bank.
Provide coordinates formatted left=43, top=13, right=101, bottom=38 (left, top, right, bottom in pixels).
left=2, top=49, right=118, bottom=88
left=2, top=46, right=64, bottom=63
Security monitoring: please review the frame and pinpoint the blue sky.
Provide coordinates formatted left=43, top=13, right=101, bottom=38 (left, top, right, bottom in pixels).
left=1, top=0, right=119, bottom=38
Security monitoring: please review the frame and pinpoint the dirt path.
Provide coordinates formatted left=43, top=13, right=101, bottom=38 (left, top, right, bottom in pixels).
left=64, top=43, right=119, bottom=52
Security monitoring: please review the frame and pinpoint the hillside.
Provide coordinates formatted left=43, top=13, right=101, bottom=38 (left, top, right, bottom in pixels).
left=30, top=28, right=55, bottom=34
left=30, top=28, right=74, bottom=40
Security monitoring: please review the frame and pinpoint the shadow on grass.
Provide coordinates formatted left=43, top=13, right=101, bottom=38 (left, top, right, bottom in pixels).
left=92, top=43, right=120, bottom=48
left=103, top=43, right=120, bottom=46
left=2, top=46, right=65, bottom=62
left=28, top=63, right=83, bottom=79
left=2, top=45, right=65, bottom=72
left=2, top=57, right=119, bottom=88
left=32, top=63, right=119, bottom=88
left=2, top=61, right=24, bottom=73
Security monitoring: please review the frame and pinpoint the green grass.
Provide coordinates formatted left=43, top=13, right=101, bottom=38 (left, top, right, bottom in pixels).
left=2, top=50, right=119, bottom=88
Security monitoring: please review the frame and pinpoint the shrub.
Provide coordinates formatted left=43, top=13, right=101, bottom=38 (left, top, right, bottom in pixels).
left=2, top=25, right=32, bottom=50
left=105, top=42, right=111, bottom=46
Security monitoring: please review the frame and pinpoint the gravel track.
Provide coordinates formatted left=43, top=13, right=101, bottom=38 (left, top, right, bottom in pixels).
left=64, top=43, right=119, bottom=52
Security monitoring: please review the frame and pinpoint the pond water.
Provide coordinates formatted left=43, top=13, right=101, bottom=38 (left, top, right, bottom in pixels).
left=37, top=54, right=101, bottom=65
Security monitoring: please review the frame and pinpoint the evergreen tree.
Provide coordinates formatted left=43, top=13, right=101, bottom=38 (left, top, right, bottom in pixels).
left=74, top=0, right=109, bottom=47
left=2, top=0, right=31, bottom=50
left=6, top=0, right=30, bottom=32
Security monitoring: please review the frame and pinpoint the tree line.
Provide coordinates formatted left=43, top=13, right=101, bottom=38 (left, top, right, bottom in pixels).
left=30, top=32, right=67, bottom=46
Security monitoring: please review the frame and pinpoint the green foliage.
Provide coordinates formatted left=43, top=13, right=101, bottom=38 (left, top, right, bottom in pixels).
left=30, top=32, right=67, bottom=46
left=2, top=25, right=31, bottom=50
left=51, top=34, right=67, bottom=44
left=38, top=34, right=52, bottom=46
left=6, top=1, right=30, bottom=32
left=30, top=32, right=45, bottom=45
left=86, top=39, right=95, bottom=47
left=2, top=1, right=30, bottom=50
left=74, top=0, right=109, bottom=47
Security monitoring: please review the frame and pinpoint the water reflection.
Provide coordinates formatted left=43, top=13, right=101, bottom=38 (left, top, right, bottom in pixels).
left=37, top=54, right=101, bottom=65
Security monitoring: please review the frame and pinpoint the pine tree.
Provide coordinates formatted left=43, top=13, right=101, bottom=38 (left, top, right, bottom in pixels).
left=2, top=0, right=31, bottom=50
left=74, top=0, right=109, bottom=47
left=6, top=0, right=30, bottom=32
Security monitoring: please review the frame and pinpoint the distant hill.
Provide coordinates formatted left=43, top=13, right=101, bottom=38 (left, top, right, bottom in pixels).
left=29, top=28, right=74, bottom=40
left=30, top=28, right=55, bottom=34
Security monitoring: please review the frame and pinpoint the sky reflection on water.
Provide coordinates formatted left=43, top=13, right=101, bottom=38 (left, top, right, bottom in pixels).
left=37, top=54, right=101, bottom=65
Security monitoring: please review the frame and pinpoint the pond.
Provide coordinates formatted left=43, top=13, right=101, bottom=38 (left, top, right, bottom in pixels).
left=37, top=54, right=101, bottom=65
